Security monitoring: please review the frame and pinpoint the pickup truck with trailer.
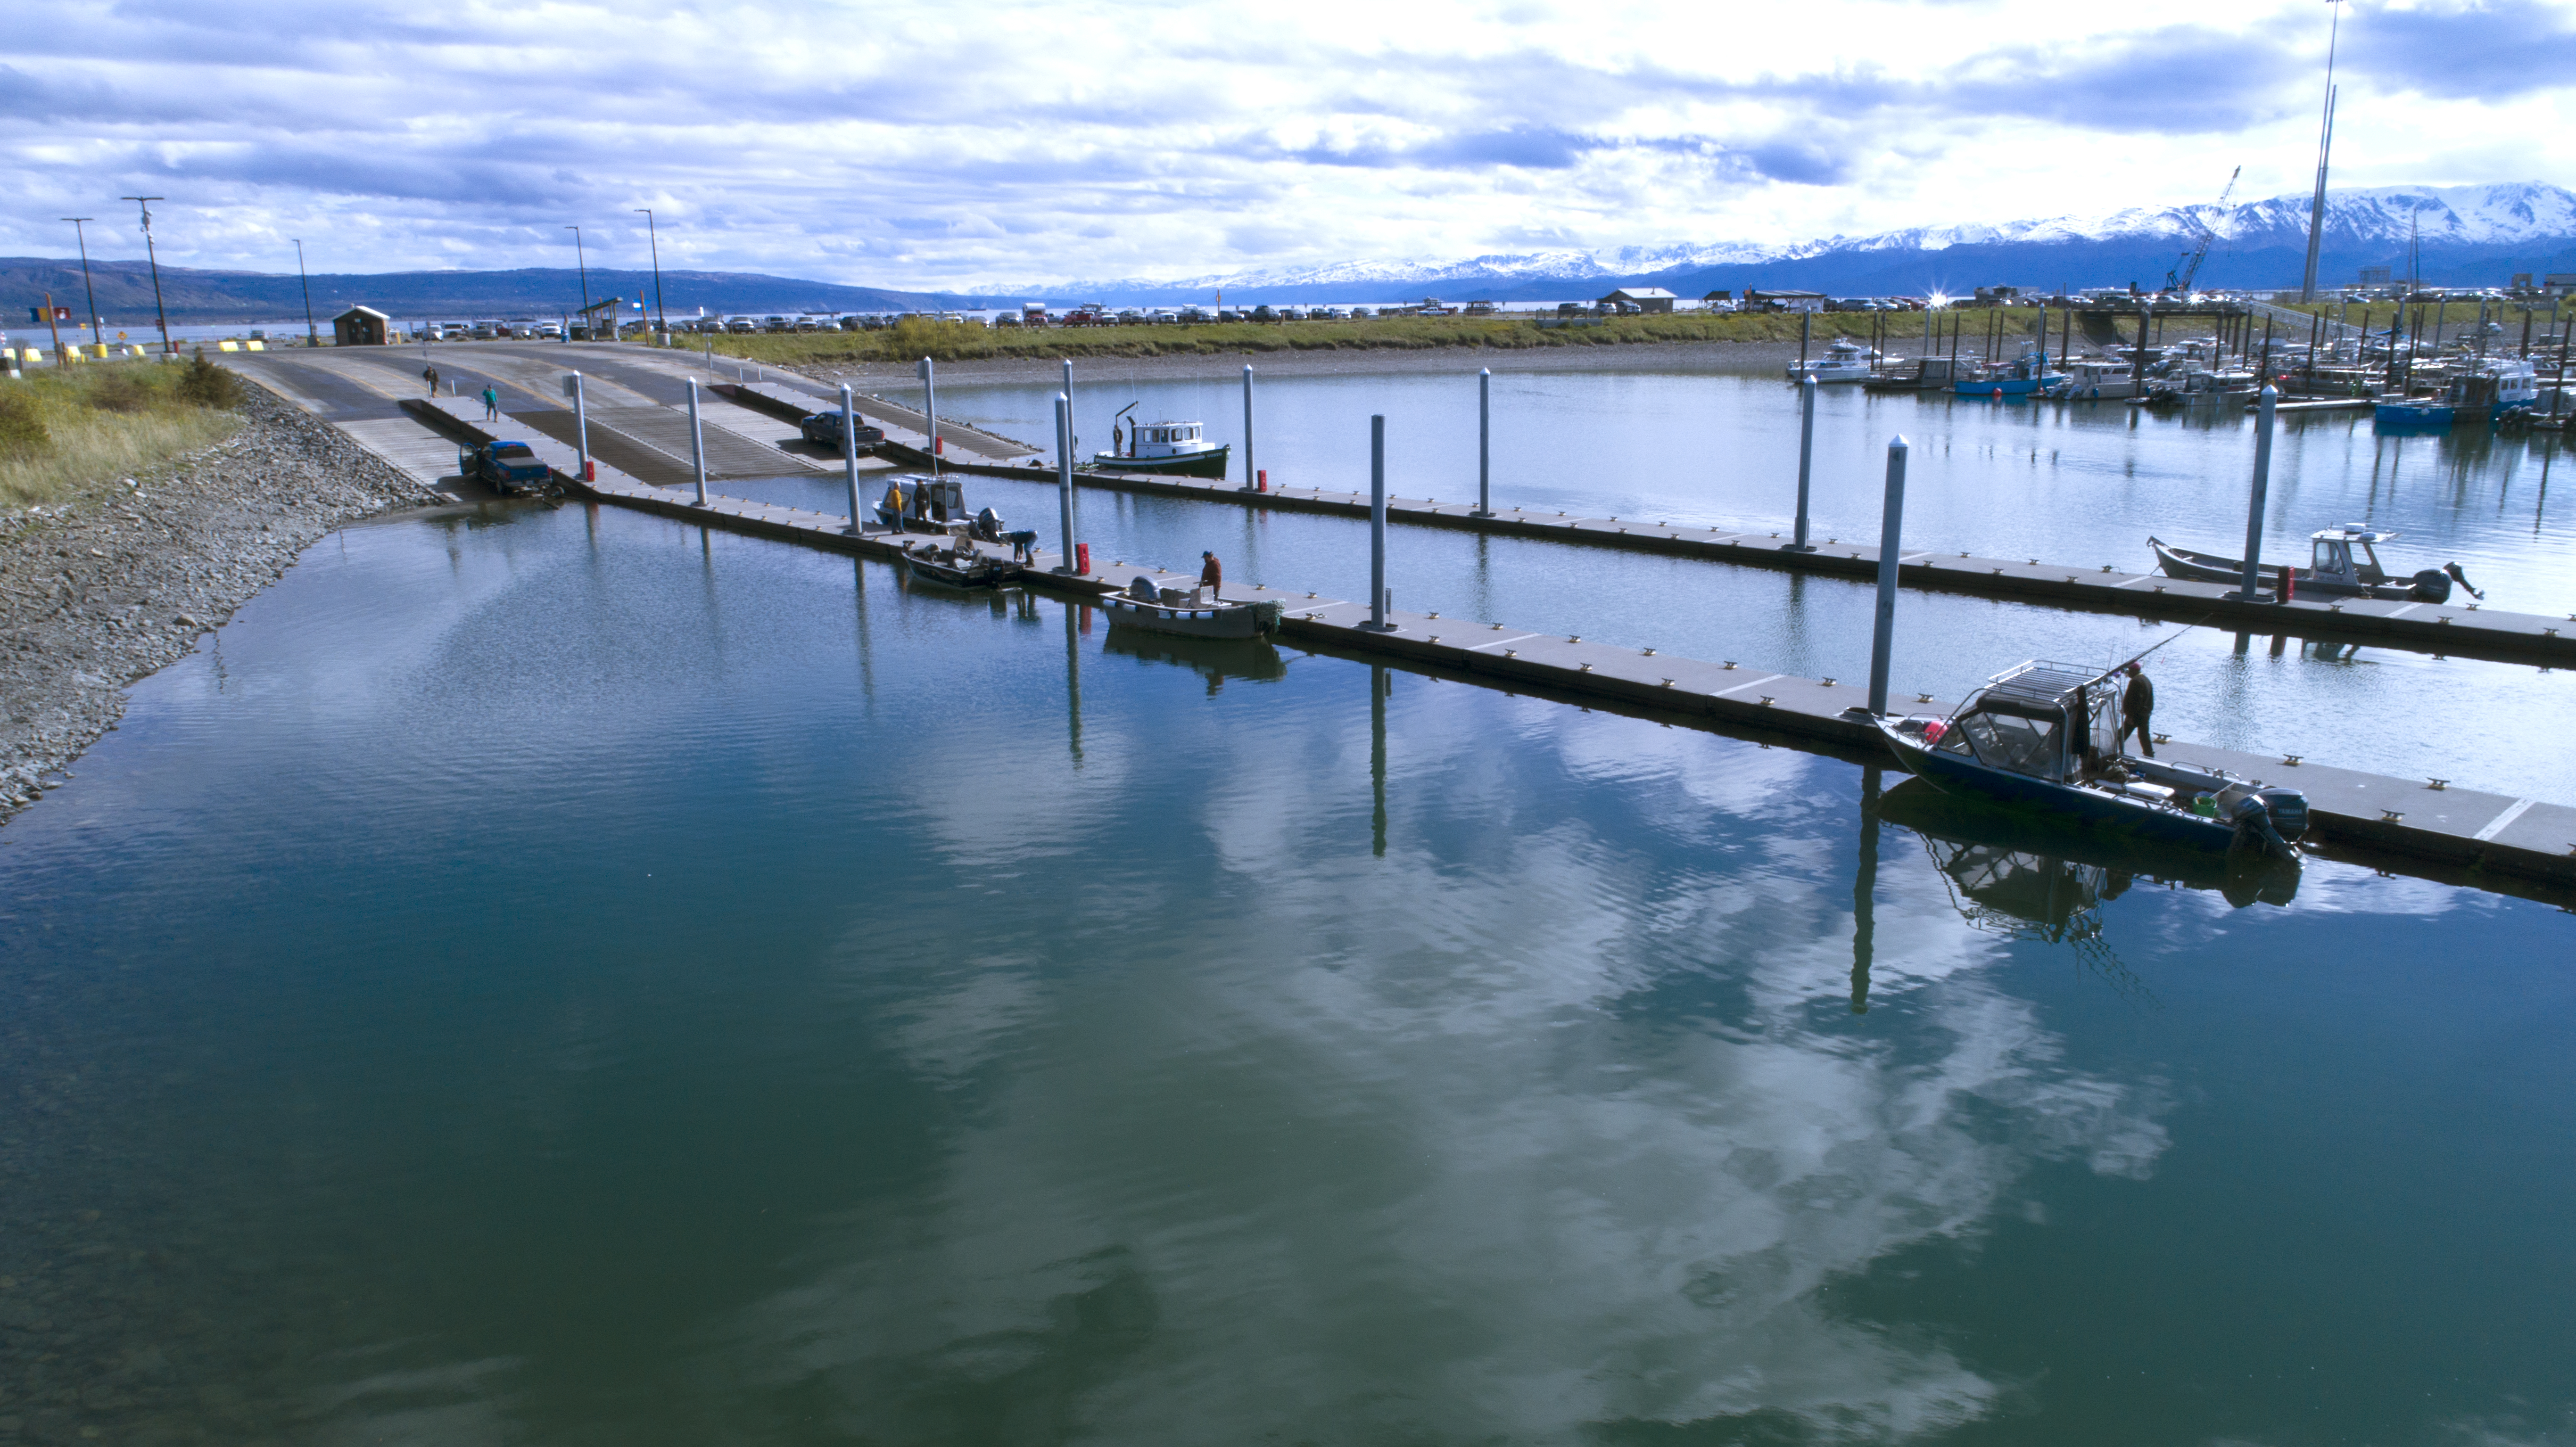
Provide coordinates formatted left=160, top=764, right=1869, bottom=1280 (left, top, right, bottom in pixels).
left=798, top=411, right=887, bottom=452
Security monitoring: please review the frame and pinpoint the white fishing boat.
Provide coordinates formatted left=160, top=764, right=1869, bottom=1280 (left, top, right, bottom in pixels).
left=1098, top=576, right=1284, bottom=640
left=1089, top=407, right=1231, bottom=478
left=2047, top=360, right=2139, bottom=401
left=1789, top=339, right=1881, bottom=383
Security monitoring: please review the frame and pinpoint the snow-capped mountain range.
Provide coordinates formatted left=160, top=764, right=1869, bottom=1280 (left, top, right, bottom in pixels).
left=1008, top=183, right=2576, bottom=302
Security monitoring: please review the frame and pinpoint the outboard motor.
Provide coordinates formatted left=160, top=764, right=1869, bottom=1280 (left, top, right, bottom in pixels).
left=973, top=506, right=1005, bottom=542
left=2444, top=562, right=2485, bottom=600
left=2407, top=568, right=2452, bottom=603
left=1126, top=576, right=1160, bottom=601
left=2227, top=788, right=2307, bottom=863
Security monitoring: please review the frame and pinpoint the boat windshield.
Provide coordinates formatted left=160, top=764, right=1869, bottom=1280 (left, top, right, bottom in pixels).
left=1950, top=707, right=2066, bottom=779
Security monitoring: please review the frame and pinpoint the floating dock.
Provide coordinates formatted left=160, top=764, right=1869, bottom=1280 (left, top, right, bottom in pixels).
left=709, top=379, right=2574, bottom=668
left=397, top=393, right=2576, bottom=898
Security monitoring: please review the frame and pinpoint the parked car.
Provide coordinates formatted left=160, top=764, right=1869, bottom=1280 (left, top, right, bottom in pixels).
left=799, top=411, right=886, bottom=452
left=539, top=321, right=564, bottom=339
left=726, top=317, right=758, bottom=334
left=463, top=440, right=551, bottom=495
left=1350, top=307, right=1375, bottom=319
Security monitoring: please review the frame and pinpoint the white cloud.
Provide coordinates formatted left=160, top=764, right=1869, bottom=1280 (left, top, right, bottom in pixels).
left=8, top=0, right=2574, bottom=287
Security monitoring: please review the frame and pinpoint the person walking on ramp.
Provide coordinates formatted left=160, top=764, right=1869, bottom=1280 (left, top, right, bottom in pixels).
left=481, top=385, right=501, bottom=421
left=2115, top=663, right=2156, bottom=758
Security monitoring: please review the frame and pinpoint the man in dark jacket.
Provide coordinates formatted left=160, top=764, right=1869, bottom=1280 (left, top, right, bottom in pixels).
left=1200, top=550, right=1222, bottom=601
left=2116, top=663, right=2155, bottom=757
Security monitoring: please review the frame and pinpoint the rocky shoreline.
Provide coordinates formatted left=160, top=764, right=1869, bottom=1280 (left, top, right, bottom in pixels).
left=1, top=386, right=444, bottom=824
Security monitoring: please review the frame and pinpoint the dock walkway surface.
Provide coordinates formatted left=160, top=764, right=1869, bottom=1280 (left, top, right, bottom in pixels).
left=395, top=391, right=2576, bottom=898
left=707, top=377, right=2574, bottom=668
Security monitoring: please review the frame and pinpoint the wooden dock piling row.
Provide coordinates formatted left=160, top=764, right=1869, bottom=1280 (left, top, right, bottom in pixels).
left=706, top=378, right=2573, bottom=667
left=399, top=394, right=2576, bottom=896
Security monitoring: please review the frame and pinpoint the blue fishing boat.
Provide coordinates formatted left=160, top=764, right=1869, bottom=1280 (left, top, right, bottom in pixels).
left=2375, top=360, right=2540, bottom=429
left=1954, top=347, right=2068, bottom=398
left=1870, top=660, right=2307, bottom=861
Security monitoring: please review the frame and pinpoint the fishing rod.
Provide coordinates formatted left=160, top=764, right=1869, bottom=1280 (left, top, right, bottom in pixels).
left=2087, top=614, right=2214, bottom=689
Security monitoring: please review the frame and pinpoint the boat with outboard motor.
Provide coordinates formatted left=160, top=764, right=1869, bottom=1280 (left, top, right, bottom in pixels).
left=2149, top=526, right=2481, bottom=604
left=1882, top=778, right=2301, bottom=914
left=1098, top=575, right=1284, bottom=640
left=1869, top=659, right=2308, bottom=862
left=2043, top=360, right=2140, bottom=401
left=1788, top=339, right=1881, bottom=384
left=1087, top=407, right=1231, bottom=479
left=897, top=537, right=1021, bottom=588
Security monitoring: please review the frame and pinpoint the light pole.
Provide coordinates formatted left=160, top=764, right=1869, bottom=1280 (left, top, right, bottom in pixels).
left=61, top=218, right=103, bottom=348
left=294, top=240, right=319, bottom=346
left=635, top=208, right=667, bottom=335
left=120, top=197, right=173, bottom=355
left=565, top=226, right=591, bottom=336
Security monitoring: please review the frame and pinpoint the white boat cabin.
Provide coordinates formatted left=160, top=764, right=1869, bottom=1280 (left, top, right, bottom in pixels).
left=2308, top=526, right=2396, bottom=588
left=1126, top=420, right=1220, bottom=459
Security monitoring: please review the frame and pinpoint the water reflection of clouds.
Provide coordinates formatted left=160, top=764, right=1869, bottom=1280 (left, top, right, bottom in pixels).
left=742, top=663, right=2173, bottom=1440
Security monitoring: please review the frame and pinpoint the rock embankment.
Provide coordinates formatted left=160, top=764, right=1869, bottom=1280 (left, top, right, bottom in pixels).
left=1, top=385, right=443, bottom=822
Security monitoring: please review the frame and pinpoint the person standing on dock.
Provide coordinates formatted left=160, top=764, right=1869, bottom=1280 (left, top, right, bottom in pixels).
left=422, top=364, right=439, bottom=397
left=2117, top=663, right=2156, bottom=758
left=1199, top=550, right=1222, bottom=601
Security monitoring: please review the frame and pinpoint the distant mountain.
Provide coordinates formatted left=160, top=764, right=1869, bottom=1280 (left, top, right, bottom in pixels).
left=0, top=260, right=975, bottom=327
left=983, top=183, right=2576, bottom=305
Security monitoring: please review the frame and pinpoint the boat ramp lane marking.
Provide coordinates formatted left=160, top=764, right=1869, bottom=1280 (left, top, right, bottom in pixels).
left=1710, top=673, right=1785, bottom=699
left=1467, top=632, right=1544, bottom=653
left=2473, top=798, right=2539, bottom=842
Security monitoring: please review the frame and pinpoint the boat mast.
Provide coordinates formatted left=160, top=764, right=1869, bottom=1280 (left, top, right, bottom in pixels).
left=2299, top=0, right=2346, bottom=302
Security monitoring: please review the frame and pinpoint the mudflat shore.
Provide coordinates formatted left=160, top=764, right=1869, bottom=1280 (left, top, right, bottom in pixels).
left=0, top=388, right=443, bottom=823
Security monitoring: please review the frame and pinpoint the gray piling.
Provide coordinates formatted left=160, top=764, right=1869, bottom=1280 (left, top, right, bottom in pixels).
left=687, top=378, right=708, bottom=506
left=918, top=355, right=941, bottom=475
left=1474, top=368, right=1492, bottom=517
left=1790, top=372, right=1818, bottom=551
left=2235, top=385, right=2279, bottom=601
left=1241, top=363, right=1256, bottom=492
left=568, top=371, right=589, bottom=480
left=1055, top=393, right=1077, bottom=572
left=1061, top=358, right=1075, bottom=456
left=1370, top=415, right=1389, bottom=630
left=840, top=383, right=862, bottom=534
left=1866, top=435, right=1908, bottom=715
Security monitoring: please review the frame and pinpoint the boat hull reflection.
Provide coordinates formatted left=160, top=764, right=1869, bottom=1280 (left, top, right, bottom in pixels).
left=1881, top=777, right=2299, bottom=914
left=1100, top=631, right=1288, bottom=693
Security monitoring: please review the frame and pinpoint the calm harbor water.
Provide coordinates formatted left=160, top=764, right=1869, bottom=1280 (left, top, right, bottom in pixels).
left=2, top=497, right=2571, bottom=1445
left=740, top=364, right=2576, bottom=799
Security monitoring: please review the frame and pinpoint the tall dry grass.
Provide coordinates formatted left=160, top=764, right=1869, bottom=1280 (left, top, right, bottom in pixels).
left=0, top=355, right=243, bottom=510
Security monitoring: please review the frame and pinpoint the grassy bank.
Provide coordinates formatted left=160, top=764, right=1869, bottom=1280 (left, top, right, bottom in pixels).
left=668, top=311, right=1903, bottom=367
left=0, top=354, right=244, bottom=511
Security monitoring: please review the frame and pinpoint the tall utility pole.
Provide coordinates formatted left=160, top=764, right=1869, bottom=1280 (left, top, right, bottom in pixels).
left=121, top=197, right=173, bottom=354
left=61, top=218, right=103, bottom=346
left=2299, top=0, right=2347, bottom=302
left=566, top=225, right=591, bottom=333
left=636, top=208, right=668, bottom=334
left=294, top=240, right=320, bottom=346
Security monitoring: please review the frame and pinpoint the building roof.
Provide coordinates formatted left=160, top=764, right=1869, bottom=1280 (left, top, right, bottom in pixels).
left=1600, top=287, right=1677, bottom=301
left=333, top=305, right=389, bottom=321
left=1746, top=288, right=1828, bottom=299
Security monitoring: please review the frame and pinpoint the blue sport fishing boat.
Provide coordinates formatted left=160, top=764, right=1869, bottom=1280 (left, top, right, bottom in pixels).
left=1871, top=660, right=2307, bottom=861
left=2374, top=360, right=2541, bottom=429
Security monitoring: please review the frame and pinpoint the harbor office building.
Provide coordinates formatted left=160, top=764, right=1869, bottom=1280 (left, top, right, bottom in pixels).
left=332, top=305, right=394, bottom=346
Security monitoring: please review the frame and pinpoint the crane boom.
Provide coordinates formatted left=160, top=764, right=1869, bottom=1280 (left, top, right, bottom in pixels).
left=2167, top=165, right=2242, bottom=295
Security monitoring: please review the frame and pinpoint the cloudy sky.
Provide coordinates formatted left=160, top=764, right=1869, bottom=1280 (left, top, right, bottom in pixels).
left=6, top=0, right=2572, bottom=288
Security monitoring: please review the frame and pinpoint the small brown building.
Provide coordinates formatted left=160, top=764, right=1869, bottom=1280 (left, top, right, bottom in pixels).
left=332, top=305, right=392, bottom=346
left=1599, top=287, right=1677, bottom=314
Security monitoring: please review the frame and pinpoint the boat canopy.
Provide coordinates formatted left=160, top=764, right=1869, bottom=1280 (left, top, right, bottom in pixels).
left=1934, top=660, right=2123, bottom=783
left=2311, top=526, right=2394, bottom=544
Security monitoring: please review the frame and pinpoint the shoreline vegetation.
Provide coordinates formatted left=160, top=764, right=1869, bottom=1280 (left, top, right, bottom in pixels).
left=0, top=352, right=246, bottom=512
left=674, top=308, right=2257, bottom=368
